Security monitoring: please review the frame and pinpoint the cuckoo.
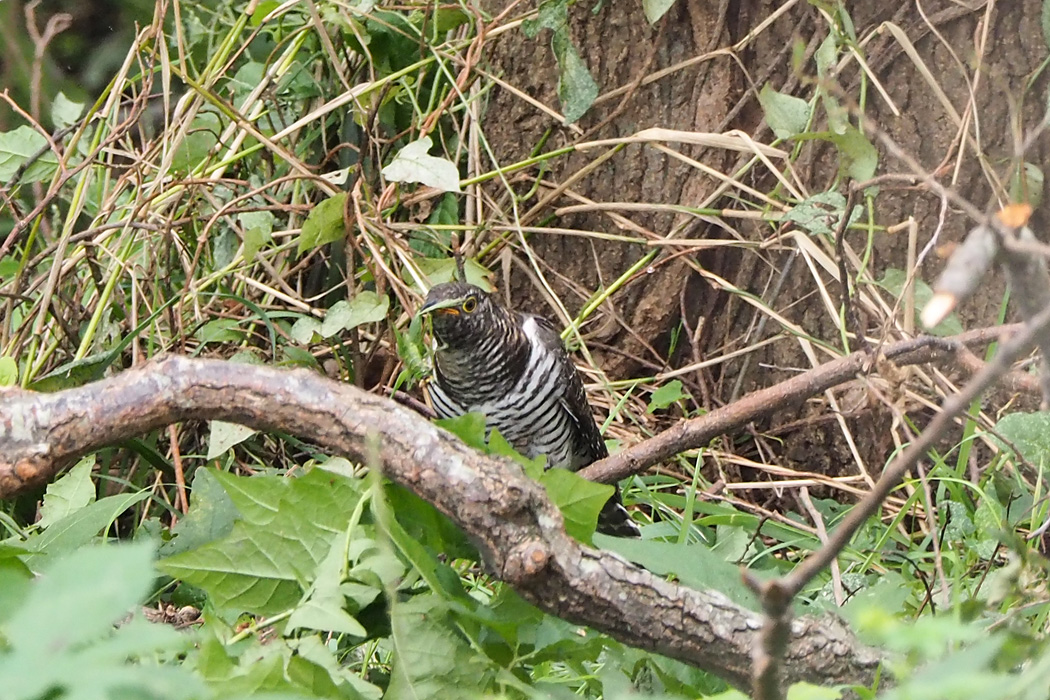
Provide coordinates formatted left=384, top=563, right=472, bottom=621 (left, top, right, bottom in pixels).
left=419, top=281, right=639, bottom=537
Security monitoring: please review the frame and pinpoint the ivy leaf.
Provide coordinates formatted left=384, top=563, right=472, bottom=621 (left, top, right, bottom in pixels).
left=382, top=137, right=461, bottom=192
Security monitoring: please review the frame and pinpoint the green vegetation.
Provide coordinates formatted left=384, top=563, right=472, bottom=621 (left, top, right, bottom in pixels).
left=2, top=1, right=1050, bottom=698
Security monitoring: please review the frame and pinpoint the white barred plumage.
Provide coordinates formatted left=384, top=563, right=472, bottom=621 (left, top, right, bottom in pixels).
left=420, top=281, right=639, bottom=537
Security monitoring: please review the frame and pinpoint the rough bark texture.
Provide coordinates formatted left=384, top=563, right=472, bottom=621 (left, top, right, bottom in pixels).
left=475, top=0, right=1046, bottom=479
left=0, top=355, right=882, bottom=690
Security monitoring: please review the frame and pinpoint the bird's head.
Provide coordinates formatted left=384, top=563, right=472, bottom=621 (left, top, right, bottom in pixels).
left=418, top=282, right=499, bottom=348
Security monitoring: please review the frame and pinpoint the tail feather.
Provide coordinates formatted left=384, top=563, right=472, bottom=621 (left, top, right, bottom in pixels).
left=596, top=490, right=640, bottom=537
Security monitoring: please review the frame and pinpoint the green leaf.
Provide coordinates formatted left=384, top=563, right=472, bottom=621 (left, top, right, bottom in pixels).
left=287, top=538, right=368, bottom=636
left=239, top=210, right=275, bottom=261
left=207, top=420, right=258, bottom=459
left=877, top=268, right=962, bottom=336
left=994, top=412, right=1050, bottom=471
left=539, top=468, right=612, bottom=542
left=0, top=356, right=18, bottom=386
left=758, top=84, right=812, bottom=139
left=319, top=291, right=390, bottom=338
left=387, top=595, right=493, bottom=699
left=158, top=468, right=366, bottom=616
left=37, top=456, right=96, bottom=529
left=297, top=192, right=348, bottom=254
left=828, top=126, right=878, bottom=181
left=552, top=28, right=598, bottom=123
left=647, top=379, right=686, bottom=412
left=381, top=136, right=462, bottom=192
left=290, top=315, right=323, bottom=344
left=50, top=92, right=85, bottom=129
left=414, top=256, right=492, bottom=291
left=0, top=557, right=33, bottom=624
left=522, top=0, right=568, bottom=37
left=434, top=412, right=489, bottom=450
left=593, top=537, right=761, bottom=611
left=6, top=542, right=155, bottom=654
left=0, top=542, right=201, bottom=700
left=160, top=468, right=237, bottom=557
left=782, top=190, right=855, bottom=237
left=642, top=0, right=676, bottom=23
left=22, top=491, right=152, bottom=571
left=1010, top=161, right=1044, bottom=208
left=197, top=317, right=243, bottom=344
left=0, top=125, right=59, bottom=183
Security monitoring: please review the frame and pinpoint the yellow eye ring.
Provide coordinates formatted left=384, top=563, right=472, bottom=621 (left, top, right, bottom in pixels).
left=462, top=297, right=478, bottom=313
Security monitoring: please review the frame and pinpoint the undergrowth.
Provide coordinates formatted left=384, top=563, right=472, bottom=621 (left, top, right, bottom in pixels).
left=2, top=0, right=1050, bottom=698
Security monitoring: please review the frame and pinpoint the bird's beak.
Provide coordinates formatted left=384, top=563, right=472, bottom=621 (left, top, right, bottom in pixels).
left=418, top=297, right=464, bottom=316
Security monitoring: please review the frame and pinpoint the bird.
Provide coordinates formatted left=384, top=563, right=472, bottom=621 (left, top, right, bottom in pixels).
left=418, top=281, right=639, bottom=537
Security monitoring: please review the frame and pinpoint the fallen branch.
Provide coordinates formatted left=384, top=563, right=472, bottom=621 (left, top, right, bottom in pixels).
left=0, top=355, right=882, bottom=690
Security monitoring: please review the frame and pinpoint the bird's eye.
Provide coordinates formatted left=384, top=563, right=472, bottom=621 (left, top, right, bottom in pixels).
left=462, top=296, right=478, bottom=313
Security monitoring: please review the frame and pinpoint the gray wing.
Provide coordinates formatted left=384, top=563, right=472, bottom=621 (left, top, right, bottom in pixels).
left=525, top=314, right=609, bottom=466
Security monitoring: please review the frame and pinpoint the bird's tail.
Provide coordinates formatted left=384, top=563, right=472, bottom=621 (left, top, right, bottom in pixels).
left=597, top=490, right=640, bottom=537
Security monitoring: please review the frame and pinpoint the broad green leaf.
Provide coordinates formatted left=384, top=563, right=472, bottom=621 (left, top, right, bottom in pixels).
left=828, top=126, right=878, bottom=181
left=647, top=379, right=686, bottom=412
left=197, top=317, right=242, bottom=344
left=594, top=537, right=761, bottom=611
left=539, top=468, right=612, bottom=542
left=0, top=543, right=200, bottom=700
left=0, top=125, right=59, bottom=183
left=160, top=468, right=237, bottom=557
left=50, top=92, right=84, bottom=129
left=642, top=0, right=676, bottom=23
left=297, top=192, right=348, bottom=254
left=22, top=491, right=151, bottom=571
left=1010, top=161, right=1044, bottom=208
left=0, top=356, right=18, bottom=386
left=159, top=469, right=366, bottom=616
left=387, top=595, right=492, bottom=699
left=522, top=0, right=568, bottom=36
left=0, top=557, right=33, bottom=624
left=37, top=456, right=96, bottom=529
left=287, top=538, right=368, bottom=637
left=877, top=268, right=962, bottom=336
left=6, top=541, right=155, bottom=654
left=994, top=412, right=1050, bottom=471
left=319, top=291, right=389, bottom=337
left=207, top=420, right=258, bottom=459
left=782, top=190, right=855, bottom=237
left=289, top=316, right=323, bottom=344
left=381, top=136, right=461, bottom=192
left=414, top=256, right=492, bottom=290
left=758, top=84, right=812, bottom=139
